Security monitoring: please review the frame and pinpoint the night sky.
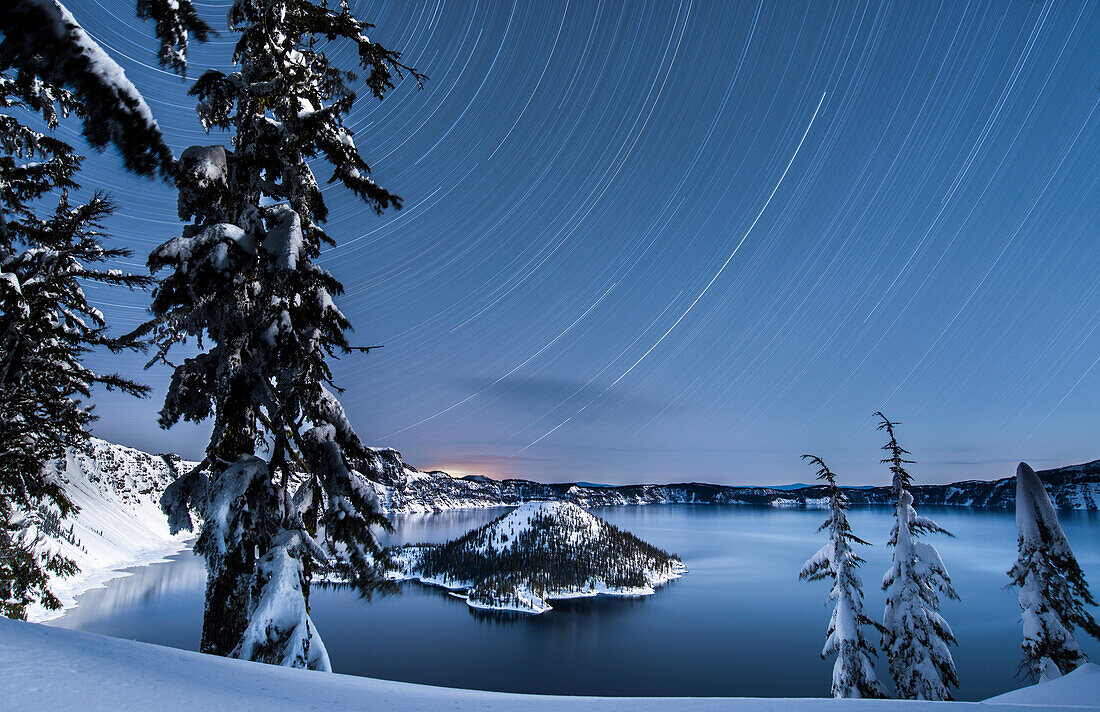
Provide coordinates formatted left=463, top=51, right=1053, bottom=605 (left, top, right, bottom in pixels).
left=63, top=0, right=1099, bottom=486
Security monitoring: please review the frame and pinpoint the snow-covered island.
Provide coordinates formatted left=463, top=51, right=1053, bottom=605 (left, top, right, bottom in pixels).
left=386, top=501, right=685, bottom=614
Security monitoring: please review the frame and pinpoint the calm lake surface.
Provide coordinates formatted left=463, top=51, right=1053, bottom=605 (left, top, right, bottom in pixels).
left=48, top=505, right=1100, bottom=700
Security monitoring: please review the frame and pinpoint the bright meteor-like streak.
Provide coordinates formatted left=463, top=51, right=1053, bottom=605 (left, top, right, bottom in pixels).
left=520, top=91, right=828, bottom=452
left=68, top=1, right=1098, bottom=486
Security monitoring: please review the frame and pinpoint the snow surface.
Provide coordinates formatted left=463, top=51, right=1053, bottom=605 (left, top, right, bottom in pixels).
left=27, top=439, right=196, bottom=622
left=1, top=619, right=1098, bottom=712
left=987, top=662, right=1100, bottom=707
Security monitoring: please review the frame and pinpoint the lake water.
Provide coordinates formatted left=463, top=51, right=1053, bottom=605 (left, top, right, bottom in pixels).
left=48, top=505, right=1100, bottom=700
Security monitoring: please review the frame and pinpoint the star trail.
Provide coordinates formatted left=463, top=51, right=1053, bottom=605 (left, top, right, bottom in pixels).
left=63, top=0, right=1099, bottom=486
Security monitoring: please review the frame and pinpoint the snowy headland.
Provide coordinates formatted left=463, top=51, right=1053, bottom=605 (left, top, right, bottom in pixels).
left=2, top=618, right=1097, bottom=712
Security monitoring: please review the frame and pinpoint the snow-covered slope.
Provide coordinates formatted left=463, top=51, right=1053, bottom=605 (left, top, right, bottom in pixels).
left=986, top=661, right=1100, bottom=706
left=388, top=501, right=684, bottom=614
left=29, top=438, right=197, bottom=621
left=1, top=619, right=1097, bottom=712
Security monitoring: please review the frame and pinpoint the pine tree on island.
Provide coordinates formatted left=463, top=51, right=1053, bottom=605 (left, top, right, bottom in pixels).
left=0, top=0, right=203, bottom=618
left=135, top=0, right=424, bottom=669
left=876, top=412, right=958, bottom=700
left=799, top=454, right=887, bottom=699
left=1009, top=461, right=1100, bottom=682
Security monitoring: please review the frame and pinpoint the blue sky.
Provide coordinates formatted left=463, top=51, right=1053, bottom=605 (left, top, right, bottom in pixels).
left=65, top=0, right=1099, bottom=485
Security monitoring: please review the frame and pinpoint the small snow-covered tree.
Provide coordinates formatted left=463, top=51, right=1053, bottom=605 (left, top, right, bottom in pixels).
left=134, top=0, right=424, bottom=668
left=799, top=454, right=886, bottom=699
left=876, top=412, right=958, bottom=700
left=1008, top=462, right=1100, bottom=682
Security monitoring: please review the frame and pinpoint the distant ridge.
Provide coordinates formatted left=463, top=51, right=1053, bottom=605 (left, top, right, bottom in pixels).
left=370, top=452, right=1100, bottom=514
left=770, top=483, right=876, bottom=491
left=53, top=440, right=1100, bottom=527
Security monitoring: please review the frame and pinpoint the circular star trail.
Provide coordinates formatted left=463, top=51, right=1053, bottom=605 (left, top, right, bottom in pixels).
left=64, top=0, right=1100, bottom=485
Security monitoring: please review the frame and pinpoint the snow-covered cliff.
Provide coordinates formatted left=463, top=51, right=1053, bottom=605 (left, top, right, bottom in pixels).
left=30, top=439, right=198, bottom=621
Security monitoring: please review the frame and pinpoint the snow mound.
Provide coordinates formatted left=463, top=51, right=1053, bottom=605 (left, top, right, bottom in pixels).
left=986, top=662, right=1100, bottom=707
left=2, top=619, right=1099, bottom=711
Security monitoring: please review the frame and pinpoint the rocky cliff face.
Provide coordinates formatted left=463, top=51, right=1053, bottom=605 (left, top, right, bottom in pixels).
left=31, top=439, right=198, bottom=620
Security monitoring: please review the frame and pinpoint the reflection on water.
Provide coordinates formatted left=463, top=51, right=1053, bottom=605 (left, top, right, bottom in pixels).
left=378, top=507, right=513, bottom=547
left=50, top=549, right=208, bottom=652
left=46, top=505, right=1100, bottom=700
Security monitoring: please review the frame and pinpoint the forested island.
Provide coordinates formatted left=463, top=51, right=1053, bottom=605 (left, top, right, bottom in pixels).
left=386, top=502, right=684, bottom=614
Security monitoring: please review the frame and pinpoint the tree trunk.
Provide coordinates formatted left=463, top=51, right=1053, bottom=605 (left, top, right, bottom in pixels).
left=200, top=375, right=257, bottom=657
left=200, top=544, right=254, bottom=656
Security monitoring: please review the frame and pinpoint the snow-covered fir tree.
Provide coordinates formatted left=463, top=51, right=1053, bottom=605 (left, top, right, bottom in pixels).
left=0, top=0, right=205, bottom=176
left=799, top=454, right=886, bottom=699
left=0, top=0, right=201, bottom=619
left=876, top=412, right=959, bottom=700
left=0, top=189, right=150, bottom=618
left=1008, top=462, right=1100, bottom=682
left=135, top=0, right=424, bottom=668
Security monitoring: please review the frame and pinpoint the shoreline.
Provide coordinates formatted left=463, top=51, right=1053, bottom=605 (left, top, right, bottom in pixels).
left=30, top=536, right=193, bottom=623
left=390, top=561, right=687, bottom=615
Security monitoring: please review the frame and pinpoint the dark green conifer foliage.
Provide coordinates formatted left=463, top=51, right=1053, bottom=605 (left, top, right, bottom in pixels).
left=0, top=0, right=202, bottom=619
left=0, top=190, right=150, bottom=619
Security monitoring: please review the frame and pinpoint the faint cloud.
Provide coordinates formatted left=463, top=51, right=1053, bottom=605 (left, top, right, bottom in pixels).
left=457, top=374, right=675, bottom=417
left=419, top=453, right=550, bottom=479
left=927, top=458, right=1026, bottom=467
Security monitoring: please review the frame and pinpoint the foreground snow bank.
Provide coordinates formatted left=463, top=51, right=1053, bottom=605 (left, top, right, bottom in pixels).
left=1, top=620, right=1097, bottom=712
left=986, top=662, right=1100, bottom=707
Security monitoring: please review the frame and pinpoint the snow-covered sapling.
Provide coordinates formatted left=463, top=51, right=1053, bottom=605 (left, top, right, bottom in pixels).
left=799, top=454, right=886, bottom=699
left=1009, top=462, right=1100, bottom=681
left=876, top=412, right=959, bottom=700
